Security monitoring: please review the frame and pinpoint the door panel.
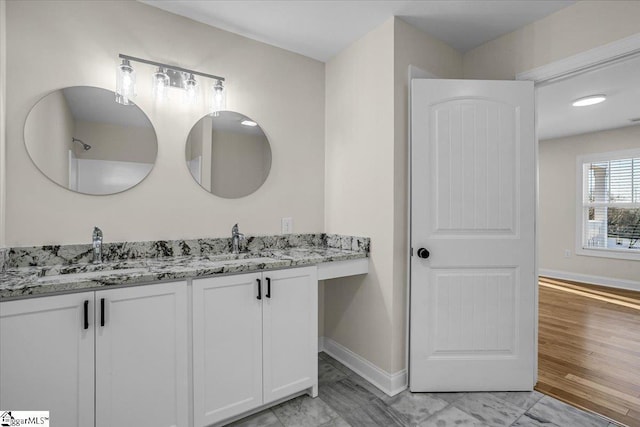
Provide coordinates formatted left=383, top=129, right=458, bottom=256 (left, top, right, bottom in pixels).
left=410, top=79, right=535, bottom=391
left=0, top=293, right=94, bottom=427
left=95, top=282, right=189, bottom=427
left=192, top=273, right=263, bottom=427
left=433, top=100, right=517, bottom=234
left=263, top=267, right=317, bottom=403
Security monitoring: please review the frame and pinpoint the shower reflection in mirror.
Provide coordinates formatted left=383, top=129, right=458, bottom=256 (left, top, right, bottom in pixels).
left=24, top=86, right=158, bottom=195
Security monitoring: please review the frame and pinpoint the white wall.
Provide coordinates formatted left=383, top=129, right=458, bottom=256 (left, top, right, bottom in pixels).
left=463, top=1, right=640, bottom=79
left=324, top=17, right=462, bottom=374
left=0, top=0, right=6, bottom=248
left=325, top=18, right=396, bottom=373
left=74, top=121, right=157, bottom=163
left=210, top=129, right=271, bottom=199
left=539, top=127, right=640, bottom=283
left=24, top=90, right=75, bottom=187
left=5, top=0, right=324, bottom=246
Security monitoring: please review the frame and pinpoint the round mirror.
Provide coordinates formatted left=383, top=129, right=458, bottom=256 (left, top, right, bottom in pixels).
left=24, top=86, right=158, bottom=195
left=185, top=111, right=272, bottom=198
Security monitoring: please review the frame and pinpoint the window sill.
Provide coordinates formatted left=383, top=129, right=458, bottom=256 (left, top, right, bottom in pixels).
left=576, top=247, right=640, bottom=261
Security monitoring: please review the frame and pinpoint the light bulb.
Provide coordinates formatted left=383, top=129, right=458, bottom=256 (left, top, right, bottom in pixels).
left=184, top=73, right=198, bottom=105
left=210, top=79, right=226, bottom=117
left=152, top=67, right=170, bottom=102
left=115, top=59, right=136, bottom=105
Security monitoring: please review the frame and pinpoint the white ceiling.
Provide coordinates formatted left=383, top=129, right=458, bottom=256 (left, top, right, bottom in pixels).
left=537, top=54, right=640, bottom=141
left=140, top=0, right=575, bottom=61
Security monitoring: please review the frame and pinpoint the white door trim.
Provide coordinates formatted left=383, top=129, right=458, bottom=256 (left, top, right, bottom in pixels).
left=516, top=32, right=640, bottom=83
left=514, top=31, right=640, bottom=385
left=407, top=64, right=438, bottom=390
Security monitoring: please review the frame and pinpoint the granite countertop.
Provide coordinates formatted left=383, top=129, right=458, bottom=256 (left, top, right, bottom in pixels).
left=0, top=234, right=369, bottom=300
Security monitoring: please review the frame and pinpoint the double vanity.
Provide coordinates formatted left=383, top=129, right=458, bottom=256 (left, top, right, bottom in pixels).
left=0, top=232, right=369, bottom=427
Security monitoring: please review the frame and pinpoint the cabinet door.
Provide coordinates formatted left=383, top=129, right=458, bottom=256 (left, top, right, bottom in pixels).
left=95, top=282, right=188, bottom=427
left=0, top=293, right=94, bottom=427
left=262, top=267, right=318, bottom=403
left=192, top=273, right=263, bottom=427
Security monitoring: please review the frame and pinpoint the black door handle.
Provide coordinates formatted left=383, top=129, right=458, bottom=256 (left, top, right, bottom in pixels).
left=257, top=278, right=262, bottom=300
left=83, top=300, right=89, bottom=330
left=266, top=278, right=271, bottom=298
left=417, top=248, right=430, bottom=259
left=100, top=298, right=105, bottom=327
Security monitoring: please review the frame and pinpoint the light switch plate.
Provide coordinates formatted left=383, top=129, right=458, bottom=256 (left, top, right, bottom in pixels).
left=281, top=217, right=293, bottom=234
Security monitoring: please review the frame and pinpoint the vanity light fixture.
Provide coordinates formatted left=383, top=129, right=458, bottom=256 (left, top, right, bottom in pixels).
left=116, top=53, right=225, bottom=107
left=210, top=79, right=226, bottom=117
left=184, top=73, right=198, bottom=104
left=115, top=58, right=136, bottom=105
left=152, top=67, right=170, bottom=101
left=572, top=94, right=606, bottom=107
left=241, top=120, right=257, bottom=127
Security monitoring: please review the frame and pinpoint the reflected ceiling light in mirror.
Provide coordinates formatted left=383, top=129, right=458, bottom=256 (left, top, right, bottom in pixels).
left=572, top=94, right=606, bottom=107
left=152, top=67, right=170, bottom=102
left=241, top=120, right=257, bottom=127
left=115, top=59, right=136, bottom=105
left=210, top=79, right=226, bottom=117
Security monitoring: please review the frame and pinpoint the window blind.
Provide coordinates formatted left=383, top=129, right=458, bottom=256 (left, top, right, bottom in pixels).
left=582, top=155, right=640, bottom=251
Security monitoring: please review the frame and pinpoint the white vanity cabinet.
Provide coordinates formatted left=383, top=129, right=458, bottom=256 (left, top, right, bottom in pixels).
left=0, top=292, right=95, bottom=427
left=192, top=266, right=318, bottom=427
left=0, top=281, right=189, bottom=427
left=95, top=282, right=189, bottom=427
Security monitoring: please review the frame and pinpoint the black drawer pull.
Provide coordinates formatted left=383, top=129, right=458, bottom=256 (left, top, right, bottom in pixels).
left=256, top=279, right=262, bottom=300
left=83, top=300, right=89, bottom=330
left=100, top=298, right=105, bottom=327
left=266, top=278, right=271, bottom=298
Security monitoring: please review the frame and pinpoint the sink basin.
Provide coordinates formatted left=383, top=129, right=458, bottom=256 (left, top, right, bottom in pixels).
left=36, top=267, right=149, bottom=284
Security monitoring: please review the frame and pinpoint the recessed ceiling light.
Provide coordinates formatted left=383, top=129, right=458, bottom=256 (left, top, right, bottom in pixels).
left=241, top=120, right=257, bottom=127
left=572, top=95, right=606, bottom=107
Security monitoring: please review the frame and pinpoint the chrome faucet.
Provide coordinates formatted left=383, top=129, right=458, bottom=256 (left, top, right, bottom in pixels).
left=231, top=223, right=245, bottom=254
left=92, top=226, right=103, bottom=264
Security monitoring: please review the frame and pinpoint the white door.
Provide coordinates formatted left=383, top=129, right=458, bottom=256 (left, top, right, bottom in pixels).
left=95, top=282, right=189, bottom=427
left=0, top=293, right=94, bottom=427
left=192, top=273, right=263, bottom=427
left=410, top=79, right=536, bottom=391
left=263, top=267, right=318, bottom=403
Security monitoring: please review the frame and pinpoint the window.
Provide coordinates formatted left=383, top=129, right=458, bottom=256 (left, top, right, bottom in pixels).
left=577, top=149, right=640, bottom=260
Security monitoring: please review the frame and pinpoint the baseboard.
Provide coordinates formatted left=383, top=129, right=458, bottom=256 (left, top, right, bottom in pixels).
left=539, top=269, right=640, bottom=292
left=318, top=336, right=325, bottom=353
left=321, top=337, right=407, bottom=397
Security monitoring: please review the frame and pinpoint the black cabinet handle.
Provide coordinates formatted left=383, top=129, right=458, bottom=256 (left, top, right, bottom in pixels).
left=100, top=298, right=105, bottom=327
left=83, top=300, right=89, bottom=330
left=256, top=279, right=262, bottom=300
left=266, top=278, right=271, bottom=298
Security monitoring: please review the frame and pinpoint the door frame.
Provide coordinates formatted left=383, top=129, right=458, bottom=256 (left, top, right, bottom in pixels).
left=515, top=32, right=640, bottom=386
left=407, top=32, right=640, bottom=389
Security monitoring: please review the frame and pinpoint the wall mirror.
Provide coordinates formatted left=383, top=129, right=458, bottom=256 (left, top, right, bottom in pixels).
left=185, top=111, right=272, bottom=198
left=24, top=86, right=158, bottom=195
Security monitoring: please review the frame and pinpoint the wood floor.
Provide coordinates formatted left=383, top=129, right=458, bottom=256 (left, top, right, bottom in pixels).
left=537, top=277, right=640, bottom=427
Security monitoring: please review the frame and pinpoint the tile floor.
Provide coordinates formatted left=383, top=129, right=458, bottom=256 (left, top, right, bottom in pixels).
left=229, top=353, right=618, bottom=427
